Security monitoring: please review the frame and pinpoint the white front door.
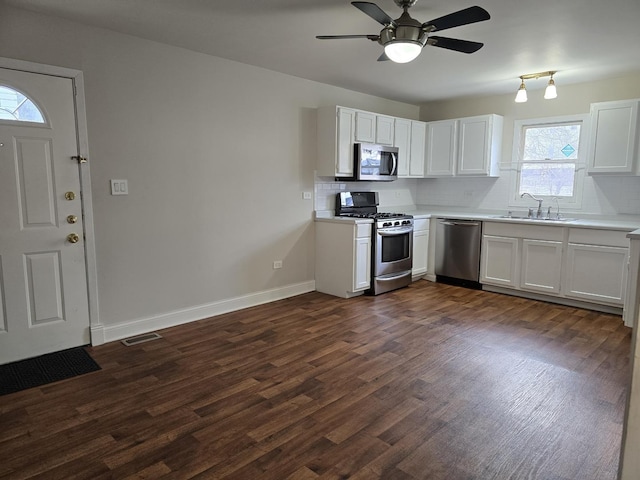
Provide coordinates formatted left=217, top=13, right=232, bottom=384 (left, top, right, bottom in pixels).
left=0, top=67, right=90, bottom=364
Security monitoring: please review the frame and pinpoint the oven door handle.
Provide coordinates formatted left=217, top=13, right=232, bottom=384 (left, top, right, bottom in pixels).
left=376, top=272, right=411, bottom=282
left=377, top=226, right=413, bottom=235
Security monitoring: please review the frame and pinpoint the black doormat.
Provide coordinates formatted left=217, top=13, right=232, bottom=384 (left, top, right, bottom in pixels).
left=0, top=347, right=101, bottom=396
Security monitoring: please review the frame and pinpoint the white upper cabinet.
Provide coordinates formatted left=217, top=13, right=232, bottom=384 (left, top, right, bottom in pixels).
left=395, top=118, right=426, bottom=178
left=457, top=115, right=502, bottom=176
left=355, top=111, right=376, bottom=143
left=425, top=114, right=503, bottom=177
left=409, top=121, right=426, bottom=177
left=425, top=119, right=457, bottom=176
left=376, top=115, right=395, bottom=145
left=317, top=105, right=425, bottom=178
left=317, top=106, right=356, bottom=178
left=355, top=111, right=395, bottom=145
left=588, top=99, right=640, bottom=174
left=394, top=118, right=411, bottom=176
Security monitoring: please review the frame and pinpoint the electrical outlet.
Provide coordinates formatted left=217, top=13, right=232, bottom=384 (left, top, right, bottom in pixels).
left=273, top=260, right=283, bottom=269
left=302, top=191, right=312, bottom=200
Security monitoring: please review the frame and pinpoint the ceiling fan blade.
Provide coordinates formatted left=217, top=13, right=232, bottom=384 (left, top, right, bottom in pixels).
left=426, top=36, right=484, bottom=54
left=423, top=6, right=490, bottom=32
left=316, top=34, right=380, bottom=40
left=377, top=51, right=390, bottom=61
left=352, top=2, right=396, bottom=26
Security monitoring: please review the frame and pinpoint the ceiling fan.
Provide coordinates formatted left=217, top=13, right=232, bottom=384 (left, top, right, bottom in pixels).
left=316, top=1, right=490, bottom=63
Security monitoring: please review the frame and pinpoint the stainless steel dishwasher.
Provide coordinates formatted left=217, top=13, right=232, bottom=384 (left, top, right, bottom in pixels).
left=435, top=218, right=482, bottom=287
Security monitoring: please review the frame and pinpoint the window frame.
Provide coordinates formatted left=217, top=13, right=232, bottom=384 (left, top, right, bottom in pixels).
left=509, top=114, right=589, bottom=210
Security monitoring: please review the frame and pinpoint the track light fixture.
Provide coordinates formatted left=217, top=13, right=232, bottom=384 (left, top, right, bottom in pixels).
left=514, top=71, right=558, bottom=103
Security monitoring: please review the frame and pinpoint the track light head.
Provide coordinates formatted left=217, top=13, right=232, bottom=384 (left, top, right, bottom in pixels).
left=544, top=75, right=557, bottom=99
left=515, top=78, right=527, bottom=103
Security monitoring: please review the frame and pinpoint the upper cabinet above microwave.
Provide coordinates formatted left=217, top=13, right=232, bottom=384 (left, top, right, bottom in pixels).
left=424, top=114, right=503, bottom=178
left=317, top=105, right=425, bottom=179
left=588, top=99, right=640, bottom=175
left=316, top=106, right=502, bottom=179
left=355, top=111, right=395, bottom=146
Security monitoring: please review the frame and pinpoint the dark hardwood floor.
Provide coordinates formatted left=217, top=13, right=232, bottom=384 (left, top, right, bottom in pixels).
left=0, top=280, right=632, bottom=479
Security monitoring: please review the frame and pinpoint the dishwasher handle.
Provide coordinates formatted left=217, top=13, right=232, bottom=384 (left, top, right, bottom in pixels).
left=439, top=220, right=481, bottom=227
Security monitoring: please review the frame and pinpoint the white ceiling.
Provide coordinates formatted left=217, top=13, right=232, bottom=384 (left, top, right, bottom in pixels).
left=5, top=0, right=640, bottom=104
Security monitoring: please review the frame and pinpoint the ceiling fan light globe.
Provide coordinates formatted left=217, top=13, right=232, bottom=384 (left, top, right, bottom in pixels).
left=384, top=41, right=422, bottom=63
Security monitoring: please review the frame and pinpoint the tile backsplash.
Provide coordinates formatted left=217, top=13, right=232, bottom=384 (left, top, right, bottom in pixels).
left=315, top=171, right=640, bottom=216
left=314, top=175, right=417, bottom=213
left=415, top=170, right=640, bottom=216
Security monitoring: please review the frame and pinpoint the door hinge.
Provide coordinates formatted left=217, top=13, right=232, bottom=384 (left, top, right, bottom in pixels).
left=72, top=155, right=87, bottom=164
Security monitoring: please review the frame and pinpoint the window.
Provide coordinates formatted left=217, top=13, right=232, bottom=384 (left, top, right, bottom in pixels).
left=512, top=115, right=587, bottom=207
left=0, top=85, right=45, bottom=123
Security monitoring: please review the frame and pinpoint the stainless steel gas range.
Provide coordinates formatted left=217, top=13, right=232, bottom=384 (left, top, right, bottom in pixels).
left=336, top=191, right=413, bottom=295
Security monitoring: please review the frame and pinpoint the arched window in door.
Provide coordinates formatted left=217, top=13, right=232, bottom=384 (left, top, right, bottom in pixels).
left=0, top=84, right=45, bottom=123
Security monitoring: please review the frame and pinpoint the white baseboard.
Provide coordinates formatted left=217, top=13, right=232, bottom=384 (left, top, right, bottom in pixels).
left=91, top=280, right=316, bottom=345
left=482, top=284, right=623, bottom=316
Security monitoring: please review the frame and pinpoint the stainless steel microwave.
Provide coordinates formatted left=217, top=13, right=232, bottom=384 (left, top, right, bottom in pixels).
left=353, top=143, right=398, bottom=181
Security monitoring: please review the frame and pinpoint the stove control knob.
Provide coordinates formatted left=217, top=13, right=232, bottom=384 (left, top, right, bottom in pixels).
left=383, top=222, right=391, bottom=227
left=394, top=221, right=400, bottom=226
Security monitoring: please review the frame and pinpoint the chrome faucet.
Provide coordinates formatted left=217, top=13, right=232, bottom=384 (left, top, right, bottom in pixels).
left=552, top=197, right=561, bottom=219
left=521, top=192, right=543, bottom=218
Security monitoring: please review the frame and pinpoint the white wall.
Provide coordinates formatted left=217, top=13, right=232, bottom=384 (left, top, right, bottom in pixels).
left=0, top=4, right=418, bottom=333
left=417, top=73, right=640, bottom=216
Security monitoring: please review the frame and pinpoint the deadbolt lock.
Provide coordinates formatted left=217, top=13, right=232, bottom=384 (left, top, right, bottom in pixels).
left=67, top=215, right=78, bottom=224
left=67, top=233, right=80, bottom=243
left=64, top=191, right=76, bottom=201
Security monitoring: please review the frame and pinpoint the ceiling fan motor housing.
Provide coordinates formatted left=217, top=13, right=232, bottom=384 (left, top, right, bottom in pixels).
left=379, top=11, right=428, bottom=47
left=394, top=0, right=418, bottom=8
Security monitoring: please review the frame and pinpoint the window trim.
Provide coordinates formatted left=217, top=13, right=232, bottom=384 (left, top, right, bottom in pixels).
left=509, top=114, right=589, bottom=211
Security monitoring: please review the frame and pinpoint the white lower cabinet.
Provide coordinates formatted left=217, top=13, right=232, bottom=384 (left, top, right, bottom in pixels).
left=482, top=223, right=562, bottom=293
left=315, top=220, right=371, bottom=298
left=354, top=235, right=372, bottom=291
left=521, top=239, right=563, bottom=295
left=481, top=222, right=630, bottom=310
left=412, top=218, right=429, bottom=277
left=564, top=229, right=629, bottom=306
left=481, top=235, right=519, bottom=287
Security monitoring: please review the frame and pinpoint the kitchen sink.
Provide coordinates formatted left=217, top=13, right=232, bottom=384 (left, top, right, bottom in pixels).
left=491, top=215, right=576, bottom=222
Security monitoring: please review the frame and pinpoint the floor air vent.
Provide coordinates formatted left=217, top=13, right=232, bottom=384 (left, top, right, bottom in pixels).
left=121, top=332, right=162, bottom=346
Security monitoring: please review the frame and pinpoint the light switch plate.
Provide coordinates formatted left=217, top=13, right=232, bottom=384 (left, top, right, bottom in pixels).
left=110, top=179, right=128, bottom=195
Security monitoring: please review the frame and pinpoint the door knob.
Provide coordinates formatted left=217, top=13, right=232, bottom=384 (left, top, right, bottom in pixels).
left=67, top=233, right=80, bottom=243
left=67, top=215, right=78, bottom=224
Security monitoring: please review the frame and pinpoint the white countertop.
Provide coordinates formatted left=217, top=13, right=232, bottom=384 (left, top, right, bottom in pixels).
left=316, top=207, right=640, bottom=231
